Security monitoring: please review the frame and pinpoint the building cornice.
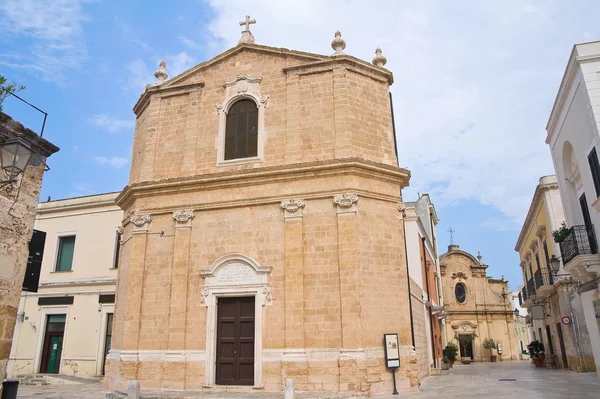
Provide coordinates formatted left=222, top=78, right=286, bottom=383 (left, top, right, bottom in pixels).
left=514, top=176, right=558, bottom=252
left=36, top=192, right=120, bottom=214
left=116, top=158, right=410, bottom=210
left=546, top=42, right=600, bottom=143
left=38, top=277, right=117, bottom=288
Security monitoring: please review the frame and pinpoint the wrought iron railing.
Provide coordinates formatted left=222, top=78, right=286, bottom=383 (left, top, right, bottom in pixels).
left=534, top=267, right=554, bottom=288
left=559, top=225, right=598, bottom=266
left=521, top=285, right=527, bottom=302
left=526, top=278, right=535, bottom=298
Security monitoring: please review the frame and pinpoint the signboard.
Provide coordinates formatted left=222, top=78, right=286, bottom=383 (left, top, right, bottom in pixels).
left=497, top=342, right=503, bottom=355
left=561, top=316, right=571, bottom=325
left=383, top=333, right=400, bottom=369
left=531, top=305, right=545, bottom=320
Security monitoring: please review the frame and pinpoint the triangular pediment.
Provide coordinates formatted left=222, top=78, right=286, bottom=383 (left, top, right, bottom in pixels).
left=163, top=43, right=327, bottom=88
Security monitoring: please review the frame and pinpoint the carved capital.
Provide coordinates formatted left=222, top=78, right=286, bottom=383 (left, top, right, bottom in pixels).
left=333, top=193, right=358, bottom=214
left=173, top=210, right=196, bottom=227
left=129, top=214, right=151, bottom=232
left=281, top=199, right=305, bottom=219
left=397, top=202, right=406, bottom=219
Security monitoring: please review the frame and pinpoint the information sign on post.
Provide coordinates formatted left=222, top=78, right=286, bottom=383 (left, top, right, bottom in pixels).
left=383, top=333, right=400, bottom=395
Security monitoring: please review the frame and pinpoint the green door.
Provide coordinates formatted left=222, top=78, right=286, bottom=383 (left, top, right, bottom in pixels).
left=40, top=315, right=65, bottom=374
left=48, top=336, right=60, bottom=373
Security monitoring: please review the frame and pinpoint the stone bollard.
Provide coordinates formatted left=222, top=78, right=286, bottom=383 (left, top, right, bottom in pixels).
left=128, top=380, right=140, bottom=399
left=284, top=378, right=295, bottom=399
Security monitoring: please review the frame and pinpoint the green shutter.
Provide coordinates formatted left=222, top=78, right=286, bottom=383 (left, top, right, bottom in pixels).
left=588, top=147, right=600, bottom=197
left=56, top=236, right=75, bottom=271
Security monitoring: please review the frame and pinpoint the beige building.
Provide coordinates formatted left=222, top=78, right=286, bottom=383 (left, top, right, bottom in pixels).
left=105, top=27, right=423, bottom=395
left=440, top=245, right=519, bottom=362
left=511, top=290, right=531, bottom=360
left=515, top=175, right=596, bottom=371
left=7, top=193, right=122, bottom=378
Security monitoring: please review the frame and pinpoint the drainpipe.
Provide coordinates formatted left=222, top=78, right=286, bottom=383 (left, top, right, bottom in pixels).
left=423, top=237, right=437, bottom=366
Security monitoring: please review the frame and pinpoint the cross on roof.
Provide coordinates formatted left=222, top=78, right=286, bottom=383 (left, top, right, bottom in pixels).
left=448, top=227, right=455, bottom=245
left=240, top=15, right=256, bottom=32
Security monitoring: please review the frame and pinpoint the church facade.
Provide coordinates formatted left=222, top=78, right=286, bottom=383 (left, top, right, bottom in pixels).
left=440, top=245, right=519, bottom=362
left=105, top=26, right=420, bottom=394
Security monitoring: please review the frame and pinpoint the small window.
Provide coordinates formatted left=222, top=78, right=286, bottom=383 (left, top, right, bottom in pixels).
left=225, top=99, right=258, bottom=160
left=455, top=283, right=467, bottom=303
left=113, top=232, right=121, bottom=269
left=55, top=236, right=75, bottom=271
left=588, top=147, right=600, bottom=197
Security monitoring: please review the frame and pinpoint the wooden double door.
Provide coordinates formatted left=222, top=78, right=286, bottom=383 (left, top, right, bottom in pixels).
left=216, top=297, right=255, bottom=386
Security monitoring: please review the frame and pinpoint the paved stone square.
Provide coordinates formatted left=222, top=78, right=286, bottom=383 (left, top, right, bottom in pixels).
left=14, top=361, right=600, bottom=398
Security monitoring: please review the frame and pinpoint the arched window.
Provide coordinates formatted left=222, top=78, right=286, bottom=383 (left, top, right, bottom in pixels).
left=455, top=283, right=467, bottom=303
left=225, top=99, right=258, bottom=160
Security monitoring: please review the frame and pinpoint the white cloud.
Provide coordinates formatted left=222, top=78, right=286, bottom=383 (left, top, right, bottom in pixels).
left=0, top=0, right=91, bottom=81
left=132, top=38, right=151, bottom=51
left=178, top=36, right=202, bottom=51
left=93, top=156, right=129, bottom=169
left=203, top=0, right=591, bottom=227
left=167, top=51, right=196, bottom=77
left=88, top=114, right=134, bottom=133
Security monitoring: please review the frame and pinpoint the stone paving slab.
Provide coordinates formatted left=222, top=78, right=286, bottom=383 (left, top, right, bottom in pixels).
left=15, top=361, right=600, bottom=399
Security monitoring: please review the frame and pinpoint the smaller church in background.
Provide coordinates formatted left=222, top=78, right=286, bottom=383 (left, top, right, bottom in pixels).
left=440, top=244, right=520, bottom=362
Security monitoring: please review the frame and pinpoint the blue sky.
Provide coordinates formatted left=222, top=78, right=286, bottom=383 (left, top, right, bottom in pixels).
left=2, top=0, right=600, bottom=290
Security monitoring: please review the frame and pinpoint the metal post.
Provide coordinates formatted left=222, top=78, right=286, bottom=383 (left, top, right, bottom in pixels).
left=392, top=368, right=398, bottom=395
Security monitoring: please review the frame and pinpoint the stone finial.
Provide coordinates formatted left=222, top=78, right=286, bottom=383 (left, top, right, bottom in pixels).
left=372, top=47, right=387, bottom=67
left=154, top=61, right=168, bottom=84
left=331, top=30, right=346, bottom=55
left=477, top=251, right=482, bottom=264
left=239, top=15, right=256, bottom=44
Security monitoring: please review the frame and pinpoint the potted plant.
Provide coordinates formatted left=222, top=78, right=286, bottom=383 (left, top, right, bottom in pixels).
left=552, top=222, right=570, bottom=243
left=443, top=343, right=458, bottom=368
left=441, top=356, right=450, bottom=370
left=527, top=340, right=546, bottom=367
left=482, top=338, right=497, bottom=362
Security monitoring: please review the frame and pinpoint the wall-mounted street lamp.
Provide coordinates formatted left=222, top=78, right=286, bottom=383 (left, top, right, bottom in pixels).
left=0, top=134, right=48, bottom=189
left=549, top=255, right=577, bottom=281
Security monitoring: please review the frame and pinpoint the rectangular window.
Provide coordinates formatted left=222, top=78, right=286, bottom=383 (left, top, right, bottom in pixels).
left=113, top=232, right=121, bottom=269
left=588, top=147, right=600, bottom=197
left=55, top=236, right=75, bottom=271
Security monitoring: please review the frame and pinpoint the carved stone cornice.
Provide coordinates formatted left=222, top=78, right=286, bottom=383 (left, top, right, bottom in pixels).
left=280, top=199, right=305, bottom=219
left=116, top=158, right=410, bottom=209
left=451, top=272, right=468, bottom=280
left=173, top=210, right=196, bottom=228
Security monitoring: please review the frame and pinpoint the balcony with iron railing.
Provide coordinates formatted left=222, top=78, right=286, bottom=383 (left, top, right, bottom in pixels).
left=534, top=266, right=555, bottom=301
left=559, top=225, right=598, bottom=266
left=522, top=279, right=535, bottom=308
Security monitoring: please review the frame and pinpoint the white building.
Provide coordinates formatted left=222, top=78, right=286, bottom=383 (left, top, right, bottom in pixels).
left=7, top=193, right=122, bottom=378
left=546, top=40, right=600, bottom=378
left=403, top=194, right=445, bottom=374
left=511, top=290, right=531, bottom=360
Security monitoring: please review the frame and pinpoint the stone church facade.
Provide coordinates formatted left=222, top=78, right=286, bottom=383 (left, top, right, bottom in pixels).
left=105, top=28, right=419, bottom=394
left=440, top=245, right=519, bottom=362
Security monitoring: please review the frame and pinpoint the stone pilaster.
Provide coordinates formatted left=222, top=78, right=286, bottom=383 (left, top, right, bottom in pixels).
left=162, top=210, right=195, bottom=389
left=333, top=193, right=361, bottom=350
left=122, top=213, right=151, bottom=379
left=281, top=199, right=306, bottom=352
left=281, top=199, right=308, bottom=388
left=285, top=74, right=301, bottom=163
